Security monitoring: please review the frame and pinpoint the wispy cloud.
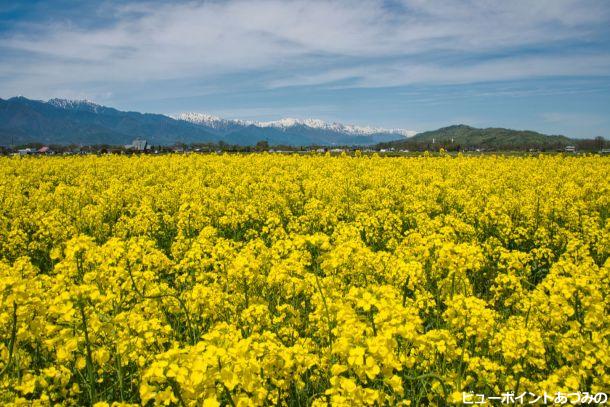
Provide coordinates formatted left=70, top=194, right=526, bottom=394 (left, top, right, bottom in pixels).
left=268, top=54, right=610, bottom=88
left=541, top=112, right=607, bottom=126
left=1, top=0, right=609, bottom=98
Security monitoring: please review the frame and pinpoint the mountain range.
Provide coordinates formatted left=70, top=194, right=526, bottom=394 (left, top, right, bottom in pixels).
left=0, top=96, right=580, bottom=149
left=0, top=97, right=414, bottom=146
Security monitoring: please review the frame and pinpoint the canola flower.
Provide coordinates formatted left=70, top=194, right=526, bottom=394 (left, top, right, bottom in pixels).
left=0, top=153, right=608, bottom=406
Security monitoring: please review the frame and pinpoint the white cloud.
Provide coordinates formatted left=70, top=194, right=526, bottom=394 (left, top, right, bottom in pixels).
left=1, top=0, right=609, bottom=98
left=268, top=54, right=610, bottom=88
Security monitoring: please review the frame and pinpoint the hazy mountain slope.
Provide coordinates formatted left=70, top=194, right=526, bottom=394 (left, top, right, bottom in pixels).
left=0, top=97, right=126, bottom=145
left=0, top=97, right=217, bottom=146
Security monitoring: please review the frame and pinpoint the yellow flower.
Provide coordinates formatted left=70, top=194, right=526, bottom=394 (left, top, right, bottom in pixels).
left=0, top=154, right=608, bottom=405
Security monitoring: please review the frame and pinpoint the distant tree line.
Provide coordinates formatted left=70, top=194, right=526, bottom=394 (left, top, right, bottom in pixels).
left=376, top=136, right=609, bottom=152
left=2, top=136, right=609, bottom=156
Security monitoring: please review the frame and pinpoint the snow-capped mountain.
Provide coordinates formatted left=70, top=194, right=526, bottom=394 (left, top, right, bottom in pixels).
left=47, top=98, right=108, bottom=114
left=174, top=112, right=252, bottom=131
left=0, top=96, right=414, bottom=146
left=256, top=118, right=416, bottom=137
left=176, top=112, right=416, bottom=139
left=0, top=96, right=217, bottom=146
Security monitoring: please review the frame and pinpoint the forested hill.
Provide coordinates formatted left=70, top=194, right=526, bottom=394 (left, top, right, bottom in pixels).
left=379, top=124, right=574, bottom=150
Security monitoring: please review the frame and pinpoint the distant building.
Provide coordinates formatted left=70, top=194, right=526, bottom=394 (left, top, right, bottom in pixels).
left=17, top=148, right=34, bottom=155
left=565, top=145, right=576, bottom=153
left=38, top=146, right=53, bottom=154
left=125, top=139, right=149, bottom=151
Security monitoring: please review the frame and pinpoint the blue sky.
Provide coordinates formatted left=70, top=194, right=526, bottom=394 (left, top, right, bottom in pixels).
left=1, top=0, right=609, bottom=137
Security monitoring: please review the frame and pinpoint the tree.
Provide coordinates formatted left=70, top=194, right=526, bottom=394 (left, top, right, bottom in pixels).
left=595, top=136, right=606, bottom=151
left=255, top=140, right=269, bottom=151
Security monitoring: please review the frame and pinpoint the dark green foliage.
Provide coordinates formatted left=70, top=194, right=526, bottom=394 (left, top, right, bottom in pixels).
left=379, top=124, right=576, bottom=151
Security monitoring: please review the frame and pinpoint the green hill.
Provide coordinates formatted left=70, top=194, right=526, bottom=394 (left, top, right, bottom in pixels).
left=382, top=124, right=573, bottom=150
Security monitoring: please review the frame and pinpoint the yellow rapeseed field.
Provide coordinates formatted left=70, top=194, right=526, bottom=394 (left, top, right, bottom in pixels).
left=0, top=153, right=609, bottom=406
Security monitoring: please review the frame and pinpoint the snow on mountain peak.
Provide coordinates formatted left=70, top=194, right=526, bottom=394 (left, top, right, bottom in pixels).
left=47, top=98, right=104, bottom=113
left=258, top=118, right=416, bottom=137
left=174, top=112, right=251, bottom=129
left=177, top=113, right=416, bottom=137
left=176, top=112, right=222, bottom=124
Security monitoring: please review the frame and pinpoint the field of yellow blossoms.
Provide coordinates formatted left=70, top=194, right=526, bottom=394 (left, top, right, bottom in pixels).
left=0, top=153, right=609, bottom=406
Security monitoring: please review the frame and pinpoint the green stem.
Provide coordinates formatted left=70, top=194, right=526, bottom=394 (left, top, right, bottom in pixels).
left=314, top=274, right=333, bottom=350
left=0, top=301, right=17, bottom=377
left=79, top=300, right=97, bottom=404
left=127, top=262, right=197, bottom=344
left=404, top=373, right=449, bottom=403
left=116, top=350, right=125, bottom=402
